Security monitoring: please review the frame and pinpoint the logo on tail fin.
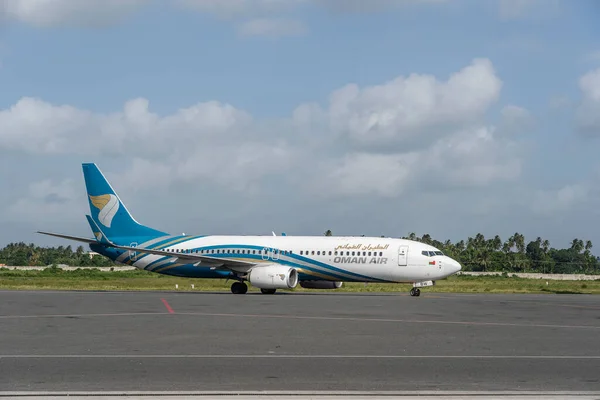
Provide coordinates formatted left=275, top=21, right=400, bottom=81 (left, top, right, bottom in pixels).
left=89, top=194, right=119, bottom=228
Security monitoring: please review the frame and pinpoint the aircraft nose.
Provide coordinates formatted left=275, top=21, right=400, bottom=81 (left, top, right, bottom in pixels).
left=450, top=258, right=462, bottom=274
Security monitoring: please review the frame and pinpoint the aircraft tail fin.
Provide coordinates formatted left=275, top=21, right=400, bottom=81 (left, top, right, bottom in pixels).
left=82, top=163, right=168, bottom=241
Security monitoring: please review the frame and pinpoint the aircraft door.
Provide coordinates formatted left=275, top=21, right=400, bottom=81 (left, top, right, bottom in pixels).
left=398, top=245, right=408, bottom=266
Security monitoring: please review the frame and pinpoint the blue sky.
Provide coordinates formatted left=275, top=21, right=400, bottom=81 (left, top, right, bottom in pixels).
left=1, top=0, right=600, bottom=251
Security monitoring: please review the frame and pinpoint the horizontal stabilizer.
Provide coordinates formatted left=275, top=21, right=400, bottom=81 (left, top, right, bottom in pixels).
left=37, top=231, right=101, bottom=245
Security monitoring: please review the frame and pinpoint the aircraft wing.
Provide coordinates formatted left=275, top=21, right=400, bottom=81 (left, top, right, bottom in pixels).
left=37, top=231, right=257, bottom=272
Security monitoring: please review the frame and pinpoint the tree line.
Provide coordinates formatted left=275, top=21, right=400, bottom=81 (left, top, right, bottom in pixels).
left=325, top=230, right=599, bottom=274
left=1, top=231, right=599, bottom=274
left=0, top=243, right=117, bottom=267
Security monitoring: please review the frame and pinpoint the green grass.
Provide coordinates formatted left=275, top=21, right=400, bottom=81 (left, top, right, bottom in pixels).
left=1, top=267, right=599, bottom=294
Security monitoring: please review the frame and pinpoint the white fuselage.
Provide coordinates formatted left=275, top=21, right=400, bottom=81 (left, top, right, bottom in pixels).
left=116, top=235, right=462, bottom=283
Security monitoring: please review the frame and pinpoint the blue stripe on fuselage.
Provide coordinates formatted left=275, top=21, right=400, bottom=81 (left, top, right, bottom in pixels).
left=92, top=242, right=391, bottom=283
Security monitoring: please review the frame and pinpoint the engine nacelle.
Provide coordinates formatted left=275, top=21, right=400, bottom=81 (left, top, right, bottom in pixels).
left=299, top=280, right=343, bottom=289
left=248, top=265, right=298, bottom=289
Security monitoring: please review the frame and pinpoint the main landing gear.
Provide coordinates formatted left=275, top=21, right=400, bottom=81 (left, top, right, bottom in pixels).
left=230, top=282, right=277, bottom=295
left=231, top=281, right=248, bottom=294
left=410, top=288, right=421, bottom=297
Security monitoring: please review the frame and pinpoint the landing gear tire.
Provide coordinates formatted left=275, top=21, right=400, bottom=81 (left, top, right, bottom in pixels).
left=410, top=288, right=421, bottom=297
left=260, top=288, right=277, bottom=295
left=231, top=281, right=248, bottom=294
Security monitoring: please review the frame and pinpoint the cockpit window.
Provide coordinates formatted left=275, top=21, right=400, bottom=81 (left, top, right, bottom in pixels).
left=422, top=250, right=444, bottom=256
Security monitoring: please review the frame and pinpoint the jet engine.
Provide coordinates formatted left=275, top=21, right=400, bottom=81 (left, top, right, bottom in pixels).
left=299, top=280, right=343, bottom=289
left=247, top=265, right=298, bottom=289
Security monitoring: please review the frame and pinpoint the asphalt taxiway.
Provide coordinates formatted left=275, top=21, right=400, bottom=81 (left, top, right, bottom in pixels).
left=0, top=290, right=599, bottom=396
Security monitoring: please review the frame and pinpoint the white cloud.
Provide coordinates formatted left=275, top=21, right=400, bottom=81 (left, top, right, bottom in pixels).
left=424, top=126, right=522, bottom=187
left=317, top=152, right=418, bottom=198
left=1, top=0, right=148, bottom=28
left=313, top=124, right=522, bottom=198
left=0, top=59, right=526, bottom=225
left=237, top=18, right=307, bottom=37
left=0, top=96, right=294, bottom=194
left=296, top=58, right=502, bottom=150
left=0, top=97, right=253, bottom=155
left=576, top=68, right=600, bottom=135
left=4, top=179, right=86, bottom=225
left=501, top=104, right=534, bottom=133
left=532, top=183, right=590, bottom=215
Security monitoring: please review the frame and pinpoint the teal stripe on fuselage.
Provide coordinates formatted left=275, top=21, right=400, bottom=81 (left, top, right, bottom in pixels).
left=102, top=241, right=390, bottom=283
left=120, top=235, right=207, bottom=264
left=136, top=243, right=388, bottom=282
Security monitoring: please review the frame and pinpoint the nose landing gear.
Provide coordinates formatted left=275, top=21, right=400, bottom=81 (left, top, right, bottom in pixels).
left=409, top=280, right=434, bottom=297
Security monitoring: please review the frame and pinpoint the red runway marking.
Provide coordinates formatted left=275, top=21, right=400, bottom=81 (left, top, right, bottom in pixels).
left=160, top=298, right=174, bottom=314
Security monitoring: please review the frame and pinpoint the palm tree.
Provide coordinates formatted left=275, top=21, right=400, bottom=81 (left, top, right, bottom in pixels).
left=542, top=239, right=550, bottom=253
left=492, top=235, right=502, bottom=251
left=324, top=230, right=332, bottom=236
left=570, top=238, right=584, bottom=253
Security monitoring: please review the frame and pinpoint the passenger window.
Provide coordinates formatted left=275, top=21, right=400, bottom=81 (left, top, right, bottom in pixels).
left=379, top=252, right=382, bottom=256
left=329, top=251, right=332, bottom=256
left=368, top=252, right=372, bottom=256
left=311, top=251, right=315, bottom=255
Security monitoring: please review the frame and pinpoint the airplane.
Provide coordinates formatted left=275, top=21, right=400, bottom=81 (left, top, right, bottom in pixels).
left=38, top=163, right=462, bottom=297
